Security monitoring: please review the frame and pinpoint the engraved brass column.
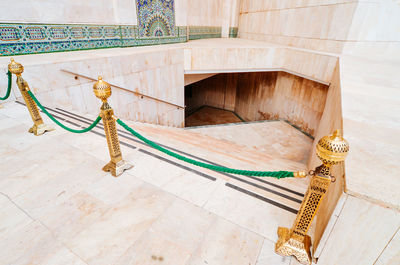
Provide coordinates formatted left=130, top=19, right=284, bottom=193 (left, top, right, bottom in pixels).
left=93, top=76, right=132, bottom=177
left=275, top=130, right=349, bottom=265
left=8, top=59, right=54, bottom=135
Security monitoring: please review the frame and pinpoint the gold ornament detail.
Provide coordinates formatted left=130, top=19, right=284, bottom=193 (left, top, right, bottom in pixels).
left=275, top=129, right=349, bottom=265
left=8, top=59, right=54, bottom=135
left=93, top=76, right=132, bottom=177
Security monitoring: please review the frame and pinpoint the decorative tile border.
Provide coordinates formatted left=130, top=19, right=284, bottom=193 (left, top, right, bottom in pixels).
left=188, top=26, right=222, bottom=40
left=0, top=23, right=188, bottom=56
left=229, top=27, right=238, bottom=38
left=136, top=0, right=176, bottom=38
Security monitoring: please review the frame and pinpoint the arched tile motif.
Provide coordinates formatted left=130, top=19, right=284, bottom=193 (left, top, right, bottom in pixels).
left=136, top=0, right=176, bottom=38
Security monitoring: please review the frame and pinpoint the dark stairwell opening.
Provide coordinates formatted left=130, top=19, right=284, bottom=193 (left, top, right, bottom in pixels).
left=184, top=72, right=329, bottom=138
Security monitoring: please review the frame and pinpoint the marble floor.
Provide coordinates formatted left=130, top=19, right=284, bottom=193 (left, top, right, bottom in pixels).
left=0, top=102, right=312, bottom=265
left=185, top=106, right=243, bottom=127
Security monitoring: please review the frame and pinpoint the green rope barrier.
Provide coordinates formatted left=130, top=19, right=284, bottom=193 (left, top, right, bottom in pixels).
left=27, top=90, right=101, bottom=133
left=0, top=71, right=12, bottom=101
left=117, top=118, right=294, bottom=179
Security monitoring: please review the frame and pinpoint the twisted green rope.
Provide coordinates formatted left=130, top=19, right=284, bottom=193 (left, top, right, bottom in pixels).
left=0, top=71, right=12, bottom=100
left=117, top=119, right=294, bottom=179
left=27, top=90, right=101, bottom=133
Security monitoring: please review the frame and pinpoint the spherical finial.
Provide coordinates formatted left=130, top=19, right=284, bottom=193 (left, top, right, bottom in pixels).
left=316, top=129, right=349, bottom=166
left=8, top=58, right=24, bottom=75
left=93, top=76, right=111, bottom=102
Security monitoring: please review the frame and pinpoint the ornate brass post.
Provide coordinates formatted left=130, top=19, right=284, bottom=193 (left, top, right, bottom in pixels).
left=275, top=130, right=349, bottom=265
left=93, top=76, right=132, bottom=177
left=7, top=59, right=54, bottom=135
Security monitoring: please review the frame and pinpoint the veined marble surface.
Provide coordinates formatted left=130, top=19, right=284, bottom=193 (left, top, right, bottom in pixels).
left=0, top=36, right=399, bottom=264
left=0, top=102, right=310, bottom=265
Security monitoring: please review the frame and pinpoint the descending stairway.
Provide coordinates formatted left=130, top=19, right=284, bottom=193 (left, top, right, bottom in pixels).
left=0, top=101, right=313, bottom=265
left=24, top=101, right=310, bottom=209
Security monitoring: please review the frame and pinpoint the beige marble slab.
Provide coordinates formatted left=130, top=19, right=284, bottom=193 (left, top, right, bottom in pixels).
left=0, top=137, right=95, bottom=198
left=187, top=218, right=264, bottom=265
left=317, top=196, right=400, bottom=265
left=149, top=199, right=216, bottom=254
left=38, top=192, right=109, bottom=244
left=115, top=230, right=192, bottom=265
left=375, top=228, right=400, bottom=265
left=124, top=149, right=189, bottom=189
left=0, top=193, right=33, bottom=241
left=13, top=158, right=109, bottom=219
left=0, top=220, right=86, bottom=265
left=190, top=121, right=313, bottom=164
left=256, top=238, right=291, bottom=265
left=66, top=183, right=175, bottom=265
left=203, top=181, right=298, bottom=242
left=161, top=171, right=222, bottom=207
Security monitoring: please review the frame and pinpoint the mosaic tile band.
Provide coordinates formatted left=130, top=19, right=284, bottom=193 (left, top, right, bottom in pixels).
left=0, top=24, right=237, bottom=56
left=188, top=26, right=222, bottom=40
left=229, top=27, right=238, bottom=38
left=0, top=23, right=187, bottom=56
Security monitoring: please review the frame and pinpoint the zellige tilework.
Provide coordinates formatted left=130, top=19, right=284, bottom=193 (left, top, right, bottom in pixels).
left=188, top=26, right=222, bottom=40
left=0, top=23, right=187, bottom=56
left=136, top=0, right=176, bottom=38
left=229, top=27, right=238, bottom=38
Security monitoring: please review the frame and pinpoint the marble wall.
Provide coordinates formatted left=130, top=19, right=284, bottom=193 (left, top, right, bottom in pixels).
left=238, top=0, right=400, bottom=56
left=238, top=0, right=357, bottom=53
left=0, top=0, right=136, bottom=24
left=343, top=0, right=400, bottom=59
left=1, top=47, right=185, bottom=127
left=187, top=0, right=239, bottom=38
left=185, top=73, right=236, bottom=114
left=235, top=71, right=328, bottom=137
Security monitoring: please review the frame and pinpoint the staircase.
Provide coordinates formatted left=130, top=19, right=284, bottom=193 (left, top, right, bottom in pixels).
left=0, top=101, right=313, bottom=265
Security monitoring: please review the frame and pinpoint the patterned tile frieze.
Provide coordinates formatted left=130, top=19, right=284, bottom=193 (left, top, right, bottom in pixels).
left=229, top=27, right=238, bottom=38
left=0, top=23, right=188, bottom=56
left=188, top=26, right=222, bottom=40
left=136, top=0, right=176, bottom=38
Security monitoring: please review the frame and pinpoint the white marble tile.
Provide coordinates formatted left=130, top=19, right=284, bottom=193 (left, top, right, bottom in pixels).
left=317, top=196, right=400, bottom=265
left=38, top=192, right=109, bottom=243
left=53, top=127, right=136, bottom=164
left=256, top=238, right=291, bottom=265
left=124, top=149, right=189, bottom=188
left=0, top=193, right=33, bottom=241
left=0, top=138, right=96, bottom=198
left=115, top=230, right=192, bottom=265
left=149, top=199, right=216, bottom=254
left=375, top=228, right=400, bottom=265
left=161, top=171, right=222, bottom=207
left=66, top=183, right=175, bottom=265
left=0, top=220, right=85, bottom=265
left=203, top=181, right=297, bottom=242
left=187, top=218, right=264, bottom=265
left=13, top=158, right=109, bottom=219
left=84, top=169, right=144, bottom=206
left=39, top=247, right=88, bottom=265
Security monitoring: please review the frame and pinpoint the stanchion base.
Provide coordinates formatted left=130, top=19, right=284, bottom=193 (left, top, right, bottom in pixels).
left=28, top=123, right=54, bottom=136
left=102, top=160, right=133, bottom=177
left=275, top=227, right=312, bottom=265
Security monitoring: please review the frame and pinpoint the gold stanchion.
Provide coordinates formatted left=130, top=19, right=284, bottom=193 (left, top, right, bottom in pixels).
left=275, top=130, right=349, bottom=265
left=8, top=59, right=54, bottom=135
left=93, top=76, right=132, bottom=177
